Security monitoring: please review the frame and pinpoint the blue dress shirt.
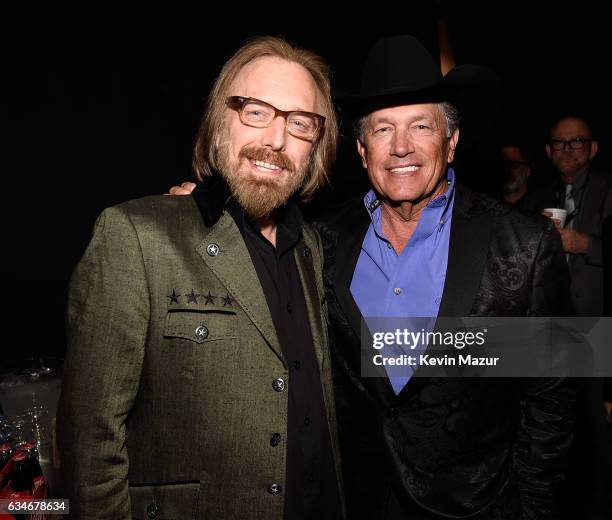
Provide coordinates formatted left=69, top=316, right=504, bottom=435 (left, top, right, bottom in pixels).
left=350, top=169, right=456, bottom=393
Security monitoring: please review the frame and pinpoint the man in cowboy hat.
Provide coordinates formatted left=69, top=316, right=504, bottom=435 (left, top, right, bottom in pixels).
left=170, top=35, right=576, bottom=519
left=315, top=35, right=575, bottom=519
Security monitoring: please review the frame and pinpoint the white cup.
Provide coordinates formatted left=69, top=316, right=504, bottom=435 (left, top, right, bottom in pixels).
left=543, top=208, right=567, bottom=227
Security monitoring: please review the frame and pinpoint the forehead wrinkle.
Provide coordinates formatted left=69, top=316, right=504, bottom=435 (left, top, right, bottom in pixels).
left=368, top=108, right=442, bottom=127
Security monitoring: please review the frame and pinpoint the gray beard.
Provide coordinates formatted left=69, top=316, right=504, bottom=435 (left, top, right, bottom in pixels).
left=216, top=145, right=309, bottom=220
left=502, top=177, right=526, bottom=195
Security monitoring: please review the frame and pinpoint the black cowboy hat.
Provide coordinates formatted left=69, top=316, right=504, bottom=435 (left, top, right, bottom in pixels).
left=341, top=35, right=503, bottom=148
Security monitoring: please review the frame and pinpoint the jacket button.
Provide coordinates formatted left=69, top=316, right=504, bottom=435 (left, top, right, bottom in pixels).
left=268, top=483, right=283, bottom=495
left=270, top=433, right=281, bottom=447
left=303, top=246, right=311, bottom=258
left=146, top=503, right=158, bottom=519
left=272, top=378, right=285, bottom=392
left=206, top=243, right=220, bottom=256
left=387, top=407, right=399, bottom=419
left=195, top=324, right=209, bottom=340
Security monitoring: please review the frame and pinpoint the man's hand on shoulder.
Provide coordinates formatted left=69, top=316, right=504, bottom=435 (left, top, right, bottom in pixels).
left=167, top=182, right=197, bottom=196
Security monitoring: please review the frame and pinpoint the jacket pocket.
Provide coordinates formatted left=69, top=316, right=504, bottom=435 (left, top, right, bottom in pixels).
left=129, top=481, right=201, bottom=520
left=164, top=307, right=237, bottom=344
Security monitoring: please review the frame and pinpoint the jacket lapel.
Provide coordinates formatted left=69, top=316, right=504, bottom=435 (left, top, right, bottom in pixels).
left=333, top=204, right=371, bottom=343
left=196, top=212, right=284, bottom=361
left=295, top=234, right=325, bottom=367
left=396, top=183, right=492, bottom=402
left=331, top=200, right=397, bottom=403
left=579, top=173, right=609, bottom=233
left=438, top=183, right=492, bottom=317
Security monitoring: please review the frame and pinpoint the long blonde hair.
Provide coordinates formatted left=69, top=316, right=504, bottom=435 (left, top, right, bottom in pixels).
left=192, top=36, right=338, bottom=200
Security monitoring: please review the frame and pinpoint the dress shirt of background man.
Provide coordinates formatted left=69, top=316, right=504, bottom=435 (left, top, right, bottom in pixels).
left=57, top=37, right=345, bottom=520
left=314, top=35, right=576, bottom=519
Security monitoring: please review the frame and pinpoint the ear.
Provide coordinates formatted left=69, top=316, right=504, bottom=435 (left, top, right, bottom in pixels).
left=356, top=138, right=368, bottom=169
left=446, top=128, right=460, bottom=163
left=589, top=139, right=599, bottom=159
left=545, top=143, right=552, bottom=160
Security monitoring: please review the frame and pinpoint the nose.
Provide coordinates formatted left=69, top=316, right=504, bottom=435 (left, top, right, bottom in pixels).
left=390, top=129, right=415, bottom=157
left=260, top=116, right=287, bottom=151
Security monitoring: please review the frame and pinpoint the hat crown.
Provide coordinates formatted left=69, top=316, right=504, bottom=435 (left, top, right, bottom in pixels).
left=360, top=35, right=442, bottom=97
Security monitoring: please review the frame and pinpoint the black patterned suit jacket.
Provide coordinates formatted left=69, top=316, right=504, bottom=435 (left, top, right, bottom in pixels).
left=315, top=182, right=576, bottom=520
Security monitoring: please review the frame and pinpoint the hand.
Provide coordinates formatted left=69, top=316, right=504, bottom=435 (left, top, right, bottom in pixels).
left=167, top=182, right=197, bottom=196
left=558, top=228, right=589, bottom=254
left=604, top=402, right=612, bottom=423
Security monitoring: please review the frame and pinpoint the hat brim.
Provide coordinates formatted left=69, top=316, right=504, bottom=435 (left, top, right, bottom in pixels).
left=337, top=64, right=503, bottom=150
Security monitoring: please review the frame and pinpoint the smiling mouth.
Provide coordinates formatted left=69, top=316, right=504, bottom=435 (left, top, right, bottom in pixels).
left=251, top=159, right=283, bottom=173
left=388, top=165, right=420, bottom=174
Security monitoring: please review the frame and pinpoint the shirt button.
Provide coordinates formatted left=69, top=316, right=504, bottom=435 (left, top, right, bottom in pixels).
left=268, top=483, right=283, bottom=495
left=387, top=242, right=393, bottom=249
left=286, top=303, right=292, bottom=314
left=304, top=416, right=310, bottom=427
left=294, top=360, right=301, bottom=370
left=270, top=433, right=282, bottom=447
left=272, top=378, right=285, bottom=392
left=394, top=288, right=402, bottom=295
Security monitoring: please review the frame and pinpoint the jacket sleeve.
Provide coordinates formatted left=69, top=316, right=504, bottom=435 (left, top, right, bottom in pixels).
left=512, top=221, right=576, bottom=519
left=57, top=206, right=149, bottom=519
left=584, top=181, right=612, bottom=267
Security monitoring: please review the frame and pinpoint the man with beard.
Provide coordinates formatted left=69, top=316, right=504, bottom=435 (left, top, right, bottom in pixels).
left=57, top=36, right=343, bottom=520
left=498, top=141, right=533, bottom=208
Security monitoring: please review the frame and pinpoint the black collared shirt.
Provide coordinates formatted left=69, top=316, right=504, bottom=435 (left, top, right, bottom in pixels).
left=193, top=176, right=341, bottom=520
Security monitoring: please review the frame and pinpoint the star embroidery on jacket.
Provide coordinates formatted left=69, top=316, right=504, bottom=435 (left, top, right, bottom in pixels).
left=204, top=291, right=215, bottom=305
left=167, top=289, right=181, bottom=304
left=186, top=289, right=200, bottom=304
left=222, top=293, right=233, bottom=307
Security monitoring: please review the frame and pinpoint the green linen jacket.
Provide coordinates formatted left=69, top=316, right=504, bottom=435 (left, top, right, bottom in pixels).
left=57, top=194, right=343, bottom=519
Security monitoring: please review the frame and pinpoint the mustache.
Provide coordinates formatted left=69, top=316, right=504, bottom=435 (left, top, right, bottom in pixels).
left=239, top=146, right=295, bottom=172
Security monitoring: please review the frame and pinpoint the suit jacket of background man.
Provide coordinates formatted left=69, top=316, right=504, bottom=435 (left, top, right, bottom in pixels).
left=527, top=170, right=612, bottom=316
left=57, top=194, right=343, bottom=520
left=315, top=182, right=575, bottom=520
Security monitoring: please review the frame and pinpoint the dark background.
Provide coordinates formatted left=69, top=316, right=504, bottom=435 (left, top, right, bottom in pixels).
left=1, top=2, right=610, bottom=365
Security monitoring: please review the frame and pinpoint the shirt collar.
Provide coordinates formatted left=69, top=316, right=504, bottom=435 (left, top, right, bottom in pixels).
left=566, top=167, right=589, bottom=190
left=192, top=170, right=303, bottom=253
left=363, top=168, right=456, bottom=220
left=191, top=171, right=232, bottom=227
